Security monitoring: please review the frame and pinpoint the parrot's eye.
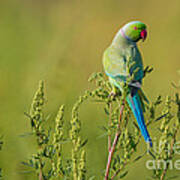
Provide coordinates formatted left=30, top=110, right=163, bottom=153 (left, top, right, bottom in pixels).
left=134, top=26, right=138, bottom=30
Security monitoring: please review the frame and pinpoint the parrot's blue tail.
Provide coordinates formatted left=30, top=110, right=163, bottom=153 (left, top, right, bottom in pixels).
left=126, top=93, right=152, bottom=147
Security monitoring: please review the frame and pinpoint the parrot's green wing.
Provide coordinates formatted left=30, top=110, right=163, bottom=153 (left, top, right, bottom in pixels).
left=103, top=45, right=144, bottom=86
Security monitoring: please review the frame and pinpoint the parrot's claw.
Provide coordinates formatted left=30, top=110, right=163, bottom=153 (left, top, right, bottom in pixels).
left=108, top=91, right=116, bottom=100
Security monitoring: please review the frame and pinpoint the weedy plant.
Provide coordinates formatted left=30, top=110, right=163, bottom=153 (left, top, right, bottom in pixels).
left=22, top=69, right=180, bottom=180
left=23, top=81, right=87, bottom=180
left=147, top=94, right=180, bottom=180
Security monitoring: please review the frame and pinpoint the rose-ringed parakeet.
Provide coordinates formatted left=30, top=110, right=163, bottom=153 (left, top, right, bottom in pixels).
left=103, top=21, right=152, bottom=147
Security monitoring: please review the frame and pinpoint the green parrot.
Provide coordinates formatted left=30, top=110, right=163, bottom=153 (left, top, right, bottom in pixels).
left=103, top=21, right=152, bottom=147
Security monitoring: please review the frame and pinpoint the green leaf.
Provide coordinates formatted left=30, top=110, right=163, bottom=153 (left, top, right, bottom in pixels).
left=104, top=107, right=109, bottom=115
left=98, top=126, right=108, bottom=132
left=21, top=161, right=34, bottom=168
left=96, top=132, right=108, bottom=139
left=155, top=113, right=168, bottom=122
left=133, top=121, right=140, bottom=131
left=119, top=171, right=128, bottom=178
left=171, top=82, right=179, bottom=89
left=133, top=153, right=146, bottom=162
left=89, top=176, right=96, bottom=180
left=154, top=96, right=162, bottom=106
left=80, top=139, right=88, bottom=148
left=45, top=114, right=51, bottom=122
left=148, top=150, right=156, bottom=159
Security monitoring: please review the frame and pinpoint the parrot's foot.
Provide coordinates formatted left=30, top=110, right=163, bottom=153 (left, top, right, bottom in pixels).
left=108, top=91, right=116, bottom=100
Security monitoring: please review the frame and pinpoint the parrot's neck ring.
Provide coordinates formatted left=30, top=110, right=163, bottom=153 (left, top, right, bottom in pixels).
left=120, top=29, right=134, bottom=43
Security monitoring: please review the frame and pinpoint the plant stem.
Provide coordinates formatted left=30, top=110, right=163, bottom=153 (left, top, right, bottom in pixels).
left=105, top=103, right=124, bottom=180
left=39, top=168, right=43, bottom=180
left=39, top=157, right=44, bottom=180
left=108, top=102, right=112, bottom=152
left=111, top=104, right=155, bottom=179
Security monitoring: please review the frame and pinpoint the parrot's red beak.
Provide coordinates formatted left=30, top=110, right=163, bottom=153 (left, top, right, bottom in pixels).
left=141, top=29, right=147, bottom=42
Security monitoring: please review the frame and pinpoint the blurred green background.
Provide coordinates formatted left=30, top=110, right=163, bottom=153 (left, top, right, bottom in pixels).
left=0, top=0, right=180, bottom=179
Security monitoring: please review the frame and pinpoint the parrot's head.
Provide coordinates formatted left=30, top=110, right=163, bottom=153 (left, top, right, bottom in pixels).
left=122, top=21, right=147, bottom=42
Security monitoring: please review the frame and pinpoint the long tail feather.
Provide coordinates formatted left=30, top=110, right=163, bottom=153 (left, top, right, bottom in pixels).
left=126, top=93, right=152, bottom=147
